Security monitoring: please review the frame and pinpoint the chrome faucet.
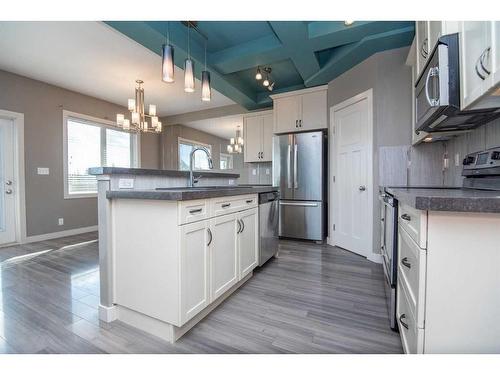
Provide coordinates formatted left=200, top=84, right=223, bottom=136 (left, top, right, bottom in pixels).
left=189, top=147, right=213, bottom=187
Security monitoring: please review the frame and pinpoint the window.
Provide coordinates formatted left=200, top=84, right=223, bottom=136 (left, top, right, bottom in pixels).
left=178, top=138, right=212, bottom=171
left=219, top=153, right=233, bottom=170
left=64, top=112, right=138, bottom=198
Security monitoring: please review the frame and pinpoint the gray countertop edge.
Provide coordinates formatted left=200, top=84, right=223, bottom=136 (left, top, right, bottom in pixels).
left=106, top=186, right=279, bottom=201
left=89, top=167, right=240, bottom=178
left=386, top=187, right=500, bottom=213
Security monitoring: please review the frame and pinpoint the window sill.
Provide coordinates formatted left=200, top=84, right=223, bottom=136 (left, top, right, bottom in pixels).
left=64, top=193, right=98, bottom=200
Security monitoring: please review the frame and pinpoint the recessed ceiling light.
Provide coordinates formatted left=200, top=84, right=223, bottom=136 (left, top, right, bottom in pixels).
left=344, top=21, right=354, bottom=26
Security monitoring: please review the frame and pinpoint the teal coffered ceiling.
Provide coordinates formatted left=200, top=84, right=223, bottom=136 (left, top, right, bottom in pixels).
left=105, top=21, right=415, bottom=110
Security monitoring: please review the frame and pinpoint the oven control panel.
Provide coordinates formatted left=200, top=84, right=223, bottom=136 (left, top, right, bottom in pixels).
left=462, top=146, right=500, bottom=176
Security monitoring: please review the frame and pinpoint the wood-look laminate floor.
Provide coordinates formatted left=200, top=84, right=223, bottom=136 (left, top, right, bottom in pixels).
left=0, top=233, right=402, bottom=354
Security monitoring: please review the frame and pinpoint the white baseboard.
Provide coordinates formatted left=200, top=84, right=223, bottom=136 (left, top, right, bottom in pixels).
left=99, top=304, right=118, bottom=322
left=367, top=252, right=383, bottom=264
left=23, top=225, right=97, bottom=244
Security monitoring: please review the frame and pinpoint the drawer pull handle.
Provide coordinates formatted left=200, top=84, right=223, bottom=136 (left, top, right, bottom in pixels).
left=401, top=257, right=411, bottom=269
left=189, top=208, right=203, bottom=214
left=401, top=213, right=411, bottom=221
left=207, top=228, right=213, bottom=247
left=222, top=203, right=231, bottom=208
left=246, top=199, right=253, bottom=204
left=399, top=314, right=409, bottom=330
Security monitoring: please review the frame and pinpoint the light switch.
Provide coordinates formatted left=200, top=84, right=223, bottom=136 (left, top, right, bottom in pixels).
left=37, top=167, right=50, bottom=175
left=265, top=168, right=270, bottom=175
left=252, top=169, right=257, bottom=176
left=455, top=153, right=461, bottom=167
left=118, top=178, right=134, bottom=189
left=58, top=218, right=64, bottom=226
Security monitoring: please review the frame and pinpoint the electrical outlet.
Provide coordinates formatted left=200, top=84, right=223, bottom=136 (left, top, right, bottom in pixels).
left=228, top=179, right=235, bottom=185
left=37, top=167, right=50, bottom=175
left=118, top=178, right=134, bottom=189
left=252, top=169, right=257, bottom=176
left=265, top=168, right=270, bottom=175
left=58, top=218, right=64, bottom=226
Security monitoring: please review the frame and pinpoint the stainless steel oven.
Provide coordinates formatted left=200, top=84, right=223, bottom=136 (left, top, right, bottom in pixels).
left=379, top=190, right=398, bottom=331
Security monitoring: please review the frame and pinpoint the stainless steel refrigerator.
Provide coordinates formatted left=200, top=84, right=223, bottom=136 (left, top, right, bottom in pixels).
left=276, top=130, right=327, bottom=241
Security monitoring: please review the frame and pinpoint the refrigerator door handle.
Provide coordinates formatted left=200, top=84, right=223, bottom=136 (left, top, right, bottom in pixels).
left=287, top=144, right=292, bottom=189
left=279, top=202, right=319, bottom=207
left=293, top=143, right=298, bottom=189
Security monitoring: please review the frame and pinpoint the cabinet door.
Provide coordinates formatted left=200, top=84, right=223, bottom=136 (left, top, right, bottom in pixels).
left=428, top=21, right=442, bottom=52
left=416, top=21, right=429, bottom=76
left=244, top=116, right=262, bottom=163
left=261, top=114, right=274, bottom=162
left=492, top=22, right=500, bottom=89
left=460, top=21, right=493, bottom=109
left=300, top=91, right=327, bottom=131
left=274, top=96, right=300, bottom=134
left=238, top=208, right=258, bottom=279
left=210, top=213, right=239, bottom=301
left=180, top=220, right=210, bottom=324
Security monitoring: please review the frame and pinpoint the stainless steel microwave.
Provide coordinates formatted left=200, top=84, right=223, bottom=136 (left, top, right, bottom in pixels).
left=415, top=33, right=500, bottom=133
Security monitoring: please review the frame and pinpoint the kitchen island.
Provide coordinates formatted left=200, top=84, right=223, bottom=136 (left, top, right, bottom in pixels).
left=90, top=167, right=278, bottom=342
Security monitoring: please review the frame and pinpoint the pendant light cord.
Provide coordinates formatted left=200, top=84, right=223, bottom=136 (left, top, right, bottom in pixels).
left=204, top=39, right=207, bottom=70
left=187, top=24, right=191, bottom=59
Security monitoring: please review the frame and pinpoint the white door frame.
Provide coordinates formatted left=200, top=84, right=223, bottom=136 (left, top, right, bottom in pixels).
left=0, top=109, right=27, bottom=245
left=329, top=89, right=377, bottom=262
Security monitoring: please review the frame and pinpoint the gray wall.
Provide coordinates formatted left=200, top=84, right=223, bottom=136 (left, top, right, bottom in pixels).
left=0, top=69, right=161, bottom=237
left=328, top=47, right=413, bottom=255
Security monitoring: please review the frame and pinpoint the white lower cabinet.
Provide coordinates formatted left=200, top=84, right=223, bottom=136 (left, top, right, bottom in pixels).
left=112, top=194, right=259, bottom=341
left=237, top=207, right=258, bottom=279
left=180, top=220, right=211, bottom=324
left=396, top=205, right=500, bottom=353
left=210, top=213, right=239, bottom=300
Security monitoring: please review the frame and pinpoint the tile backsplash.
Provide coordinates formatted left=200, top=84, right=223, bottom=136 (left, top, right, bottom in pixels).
left=379, top=117, right=500, bottom=188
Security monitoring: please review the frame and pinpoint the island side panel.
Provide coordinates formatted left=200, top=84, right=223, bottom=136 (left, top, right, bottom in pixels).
left=425, top=211, right=500, bottom=353
left=112, top=199, right=181, bottom=326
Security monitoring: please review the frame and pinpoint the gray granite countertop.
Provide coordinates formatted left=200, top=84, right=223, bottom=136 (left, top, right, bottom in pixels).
left=106, top=186, right=279, bottom=201
left=89, top=167, right=240, bottom=178
left=386, top=187, right=500, bottom=213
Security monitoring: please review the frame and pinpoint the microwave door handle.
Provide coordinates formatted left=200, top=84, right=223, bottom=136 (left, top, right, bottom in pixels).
left=425, top=67, right=440, bottom=107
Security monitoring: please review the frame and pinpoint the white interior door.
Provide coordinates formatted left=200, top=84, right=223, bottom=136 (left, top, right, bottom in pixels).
left=331, top=91, right=373, bottom=258
left=0, top=118, right=16, bottom=245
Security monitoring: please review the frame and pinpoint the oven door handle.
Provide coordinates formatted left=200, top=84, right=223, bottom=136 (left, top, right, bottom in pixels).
left=425, top=67, right=440, bottom=107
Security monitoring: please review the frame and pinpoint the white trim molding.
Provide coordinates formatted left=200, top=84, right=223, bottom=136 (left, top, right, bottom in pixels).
left=0, top=109, right=27, bottom=245
left=23, top=225, right=97, bottom=244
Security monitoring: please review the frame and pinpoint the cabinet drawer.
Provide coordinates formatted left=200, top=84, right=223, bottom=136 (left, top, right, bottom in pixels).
left=178, top=199, right=210, bottom=225
left=397, top=280, right=425, bottom=354
left=398, top=203, right=427, bottom=248
left=398, top=226, right=426, bottom=328
left=211, top=194, right=257, bottom=217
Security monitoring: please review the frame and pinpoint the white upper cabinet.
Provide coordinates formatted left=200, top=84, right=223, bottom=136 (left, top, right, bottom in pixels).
left=493, top=22, right=500, bottom=87
left=271, top=86, right=328, bottom=134
left=243, top=111, right=273, bottom=162
left=460, top=22, right=493, bottom=109
left=416, top=21, right=430, bottom=76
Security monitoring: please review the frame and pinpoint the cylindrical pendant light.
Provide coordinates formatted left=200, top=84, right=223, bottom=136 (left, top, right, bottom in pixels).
left=162, top=23, right=175, bottom=83
left=184, top=59, right=195, bottom=92
left=184, top=24, right=195, bottom=93
left=201, top=39, right=211, bottom=102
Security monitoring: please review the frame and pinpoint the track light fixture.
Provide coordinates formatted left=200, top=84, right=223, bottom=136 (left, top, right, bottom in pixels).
left=255, top=66, right=274, bottom=91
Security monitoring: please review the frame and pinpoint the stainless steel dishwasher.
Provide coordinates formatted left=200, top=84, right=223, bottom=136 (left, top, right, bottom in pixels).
left=258, top=191, right=279, bottom=266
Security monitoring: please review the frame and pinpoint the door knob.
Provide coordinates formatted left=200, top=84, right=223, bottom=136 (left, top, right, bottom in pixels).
left=359, top=185, right=366, bottom=191
left=5, top=189, right=13, bottom=194
left=5, top=180, right=12, bottom=186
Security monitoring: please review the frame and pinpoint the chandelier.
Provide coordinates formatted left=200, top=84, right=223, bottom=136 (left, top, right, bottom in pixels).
left=116, top=80, right=162, bottom=133
left=227, top=126, right=244, bottom=154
